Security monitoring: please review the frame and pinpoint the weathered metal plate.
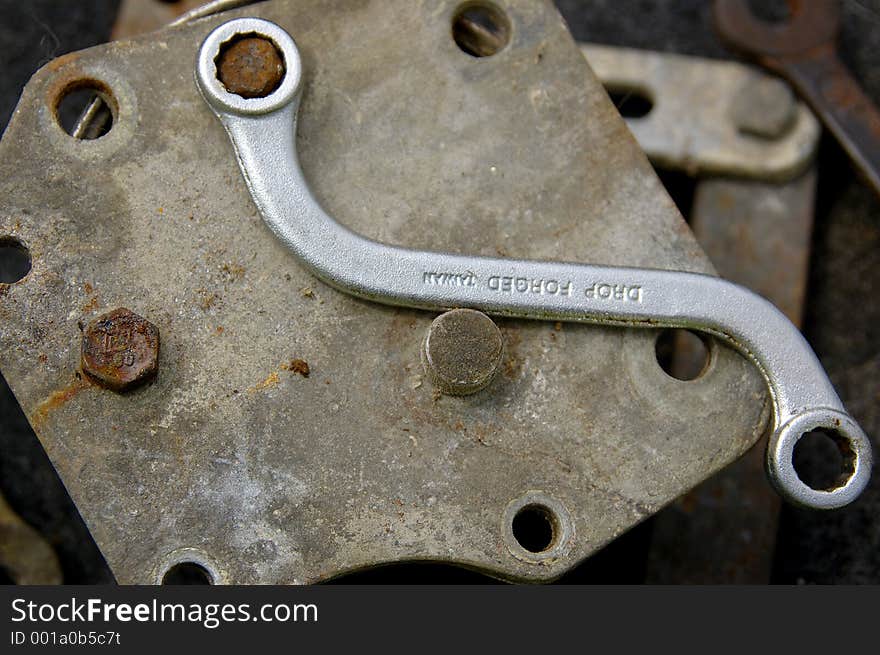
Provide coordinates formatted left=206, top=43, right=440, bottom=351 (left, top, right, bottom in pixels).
left=112, top=0, right=208, bottom=40
left=581, top=44, right=819, bottom=181
left=0, top=0, right=767, bottom=583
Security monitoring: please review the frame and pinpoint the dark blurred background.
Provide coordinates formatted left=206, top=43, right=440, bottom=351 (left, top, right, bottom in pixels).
left=1, top=0, right=878, bottom=584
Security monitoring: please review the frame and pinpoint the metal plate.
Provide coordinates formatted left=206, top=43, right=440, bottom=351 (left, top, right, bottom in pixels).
left=111, top=0, right=208, bottom=39
left=0, top=0, right=767, bottom=583
left=581, top=44, right=819, bottom=181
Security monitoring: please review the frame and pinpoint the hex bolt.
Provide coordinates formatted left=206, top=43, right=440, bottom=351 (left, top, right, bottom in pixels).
left=421, top=309, right=503, bottom=396
left=216, top=36, right=285, bottom=99
left=81, top=308, right=160, bottom=392
left=730, top=75, right=797, bottom=139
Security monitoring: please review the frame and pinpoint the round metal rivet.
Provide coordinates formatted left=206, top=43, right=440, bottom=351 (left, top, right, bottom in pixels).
left=421, top=309, right=503, bottom=396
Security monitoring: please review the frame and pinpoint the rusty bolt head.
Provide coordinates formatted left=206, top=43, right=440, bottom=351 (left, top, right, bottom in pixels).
left=422, top=309, right=503, bottom=396
left=81, top=308, right=160, bottom=392
left=216, top=36, right=285, bottom=99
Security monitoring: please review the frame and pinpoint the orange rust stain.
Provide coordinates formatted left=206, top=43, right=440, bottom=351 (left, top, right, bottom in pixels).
left=30, top=377, right=92, bottom=431
left=81, top=295, right=99, bottom=313
left=82, top=282, right=98, bottom=314
left=198, top=290, right=219, bottom=310
left=249, top=371, right=280, bottom=393
left=249, top=357, right=313, bottom=393
left=45, top=52, right=83, bottom=73
left=281, top=359, right=310, bottom=377
left=43, top=65, right=95, bottom=109
left=220, top=262, right=246, bottom=280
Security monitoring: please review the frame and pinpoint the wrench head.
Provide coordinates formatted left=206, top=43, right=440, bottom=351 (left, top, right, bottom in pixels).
left=768, top=409, right=873, bottom=510
left=713, top=0, right=839, bottom=61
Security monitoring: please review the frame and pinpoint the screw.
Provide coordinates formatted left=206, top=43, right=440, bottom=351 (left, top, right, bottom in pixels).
left=216, top=36, right=285, bottom=99
left=421, top=309, right=503, bottom=396
left=81, top=308, right=160, bottom=392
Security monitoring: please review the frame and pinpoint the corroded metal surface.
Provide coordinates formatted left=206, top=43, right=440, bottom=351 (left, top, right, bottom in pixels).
left=112, top=0, right=209, bottom=39
left=81, top=307, right=160, bottom=392
left=691, top=174, right=816, bottom=327
left=0, top=0, right=767, bottom=583
left=217, top=36, right=286, bottom=99
left=714, top=0, right=880, bottom=197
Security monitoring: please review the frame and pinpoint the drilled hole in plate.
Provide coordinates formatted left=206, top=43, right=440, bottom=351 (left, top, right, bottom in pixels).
left=606, top=86, right=653, bottom=118
left=0, top=565, right=16, bottom=585
left=793, top=429, right=856, bottom=492
left=0, top=236, right=31, bottom=284
left=655, top=329, right=711, bottom=381
left=511, top=504, right=558, bottom=553
left=161, top=562, right=214, bottom=585
left=55, top=82, right=116, bottom=140
left=452, top=2, right=511, bottom=57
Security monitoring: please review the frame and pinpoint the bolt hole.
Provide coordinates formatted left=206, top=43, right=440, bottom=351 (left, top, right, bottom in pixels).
left=0, top=236, right=31, bottom=284
left=655, top=329, right=711, bottom=381
left=0, top=565, right=16, bottom=585
left=747, top=0, right=792, bottom=24
left=161, top=561, right=214, bottom=585
left=793, top=429, right=856, bottom=492
left=452, top=2, right=511, bottom=58
left=511, top=504, right=558, bottom=553
left=55, top=82, right=116, bottom=140
left=606, top=86, right=654, bottom=118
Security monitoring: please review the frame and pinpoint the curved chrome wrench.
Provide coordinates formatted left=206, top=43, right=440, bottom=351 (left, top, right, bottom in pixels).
left=196, top=18, right=872, bottom=510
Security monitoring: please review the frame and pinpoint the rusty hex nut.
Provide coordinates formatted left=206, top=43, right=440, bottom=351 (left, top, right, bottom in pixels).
left=81, top=308, right=160, bottom=392
left=216, top=36, right=285, bottom=99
